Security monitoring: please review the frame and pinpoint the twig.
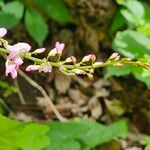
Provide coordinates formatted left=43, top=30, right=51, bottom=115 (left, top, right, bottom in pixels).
left=18, top=69, right=67, bottom=122
left=14, top=79, right=26, bottom=105
left=0, top=97, right=14, bottom=114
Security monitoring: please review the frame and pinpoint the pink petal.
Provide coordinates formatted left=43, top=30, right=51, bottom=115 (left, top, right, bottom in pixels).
left=5, top=63, right=16, bottom=76
left=34, top=48, right=46, bottom=53
left=11, top=69, right=18, bottom=79
left=14, top=42, right=31, bottom=52
left=6, top=45, right=20, bottom=60
left=55, top=41, right=65, bottom=53
left=0, top=28, right=7, bottom=37
left=26, top=65, right=40, bottom=72
left=14, top=57, right=24, bottom=66
left=82, top=54, right=92, bottom=62
left=109, top=53, right=120, bottom=60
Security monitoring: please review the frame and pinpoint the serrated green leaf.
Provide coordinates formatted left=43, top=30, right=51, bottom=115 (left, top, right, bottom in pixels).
left=0, top=115, right=50, bottom=150
left=0, top=12, right=19, bottom=29
left=25, top=8, right=48, bottom=46
left=2, top=1, right=24, bottom=19
left=34, top=0, right=72, bottom=23
left=113, top=30, right=150, bottom=59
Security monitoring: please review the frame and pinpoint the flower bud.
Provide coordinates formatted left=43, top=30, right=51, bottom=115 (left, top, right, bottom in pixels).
left=109, top=53, right=120, bottom=60
left=93, top=62, right=103, bottom=67
left=72, top=69, right=86, bottom=75
left=55, top=41, right=65, bottom=54
left=82, top=54, right=96, bottom=63
left=65, top=56, right=76, bottom=63
left=0, top=28, right=7, bottom=37
left=26, top=65, right=40, bottom=72
left=48, top=48, right=57, bottom=57
left=33, top=48, right=46, bottom=54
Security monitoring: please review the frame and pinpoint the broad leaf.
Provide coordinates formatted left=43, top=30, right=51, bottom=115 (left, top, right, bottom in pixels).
left=0, top=115, right=50, bottom=150
left=47, top=119, right=128, bottom=150
left=110, top=11, right=126, bottom=33
left=34, top=0, right=72, bottom=23
left=25, top=8, right=48, bottom=46
left=0, top=12, right=19, bottom=28
left=113, top=30, right=150, bottom=59
left=2, top=1, right=24, bottom=19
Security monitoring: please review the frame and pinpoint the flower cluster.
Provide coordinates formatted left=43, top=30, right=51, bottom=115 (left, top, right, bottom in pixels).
left=0, top=27, right=150, bottom=80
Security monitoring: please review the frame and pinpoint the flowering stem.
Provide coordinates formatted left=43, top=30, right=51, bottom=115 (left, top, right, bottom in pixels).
left=0, top=48, right=149, bottom=72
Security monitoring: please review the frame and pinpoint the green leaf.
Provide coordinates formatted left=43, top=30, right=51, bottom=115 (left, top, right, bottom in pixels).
left=105, top=65, right=142, bottom=78
left=34, top=0, right=72, bottom=23
left=2, top=1, right=24, bottom=19
left=145, top=143, right=150, bottom=150
left=110, top=10, right=126, bottom=33
left=47, top=119, right=128, bottom=150
left=105, top=65, right=150, bottom=88
left=113, top=30, right=150, bottom=59
left=25, top=8, right=48, bottom=46
left=134, top=69, right=150, bottom=88
left=124, top=0, right=145, bottom=26
left=117, top=0, right=146, bottom=26
left=0, top=115, right=50, bottom=150
left=0, top=12, right=19, bottom=29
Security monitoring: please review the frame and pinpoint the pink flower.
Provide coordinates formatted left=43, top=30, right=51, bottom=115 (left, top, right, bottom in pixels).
left=49, top=41, right=65, bottom=57
left=6, top=42, right=31, bottom=60
left=82, top=54, right=96, bottom=63
left=0, top=28, right=7, bottom=37
left=55, top=41, right=65, bottom=54
left=5, top=61, right=18, bottom=79
left=26, top=65, right=40, bottom=72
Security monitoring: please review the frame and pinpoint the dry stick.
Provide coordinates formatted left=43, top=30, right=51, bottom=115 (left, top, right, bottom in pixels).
left=14, top=79, right=26, bottom=105
left=0, top=97, right=14, bottom=114
left=18, top=69, right=67, bottom=122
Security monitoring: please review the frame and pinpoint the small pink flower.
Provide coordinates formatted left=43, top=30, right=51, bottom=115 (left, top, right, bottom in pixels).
left=65, top=56, right=76, bottom=63
left=82, top=54, right=96, bottom=63
left=55, top=41, right=65, bottom=54
left=34, top=48, right=46, bottom=54
left=5, top=62, right=18, bottom=79
left=26, top=65, right=40, bottom=72
left=0, top=28, right=7, bottom=37
left=49, top=41, right=65, bottom=57
left=6, top=42, right=31, bottom=60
